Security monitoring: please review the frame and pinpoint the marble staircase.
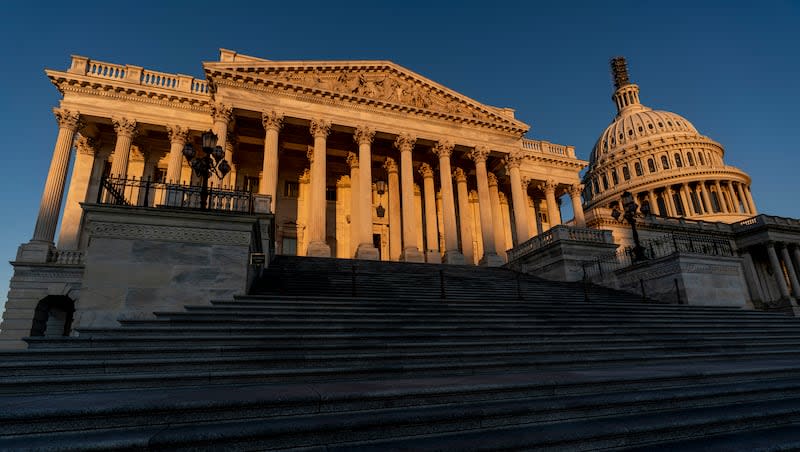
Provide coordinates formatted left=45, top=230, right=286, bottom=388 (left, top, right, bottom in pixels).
left=2, top=256, right=800, bottom=450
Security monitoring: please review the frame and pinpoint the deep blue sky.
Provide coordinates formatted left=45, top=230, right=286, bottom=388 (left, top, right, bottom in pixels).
left=1, top=1, right=798, bottom=309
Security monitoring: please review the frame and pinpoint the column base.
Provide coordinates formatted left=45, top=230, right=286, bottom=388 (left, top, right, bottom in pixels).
left=306, top=241, right=332, bottom=258
left=442, top=250, right=466, bottom=265
left=355, top=244, right=380, bottom=261
left=425, top=250, right=442, bottom=264
left=479, top=252, right=505, bottom=267
left=16, top=240, right=55, bottom=263
left=401, top=247, right=425, bottom=263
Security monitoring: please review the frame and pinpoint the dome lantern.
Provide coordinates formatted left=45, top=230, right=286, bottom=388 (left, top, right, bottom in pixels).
left=610, top=56, right=643, bottom=116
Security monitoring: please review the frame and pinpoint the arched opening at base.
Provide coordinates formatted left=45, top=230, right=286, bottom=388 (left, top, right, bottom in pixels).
left=29, top=295, right=75, bottom=337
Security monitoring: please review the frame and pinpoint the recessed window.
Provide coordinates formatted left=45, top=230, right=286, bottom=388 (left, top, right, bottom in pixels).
left=628, top=129, right=633, bottom=136
left=611, top=169, right=619, bottom=185
left=668, top=121, right=673, bottom=126
left=698, top=153, right=705, bottom=165
left=622, top=166, right=631, bottom=181
left=660, top=155, right=670, bottom=169
left=658, top=122, right=664, bottom=127
left=648, top=124, right=654, bottom=129
left=687, top=153, right=694, bottom=166
left=648, top=158, right=656, bottom=172
left=634, top=161, right=644, bottom=176
left=674, top=153, right=683, bottom=168
left=638, top=126, right=643, bottom=132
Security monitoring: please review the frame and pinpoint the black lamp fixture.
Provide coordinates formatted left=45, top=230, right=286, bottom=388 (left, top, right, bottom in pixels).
left=183, top=131, right=231, bottom=209
left=611, top=190, right=646, bottom=261
left=375, top=180, right=387, bottom=218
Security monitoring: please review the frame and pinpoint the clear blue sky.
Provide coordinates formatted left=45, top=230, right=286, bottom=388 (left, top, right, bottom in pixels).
left=1, top=1, right=798, bottom=310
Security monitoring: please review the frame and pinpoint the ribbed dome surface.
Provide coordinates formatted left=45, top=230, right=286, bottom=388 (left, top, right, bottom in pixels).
left=590, top=107, right=698, bottom=165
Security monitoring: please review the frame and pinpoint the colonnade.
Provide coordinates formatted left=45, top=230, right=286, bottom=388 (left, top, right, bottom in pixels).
left=741, top=242, right=800, bottom=305
left=634, top=179, right=756, bottom=218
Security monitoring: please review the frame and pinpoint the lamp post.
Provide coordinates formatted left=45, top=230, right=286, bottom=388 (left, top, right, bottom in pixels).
left=183, top=131, right=231, bottom=209
left=375, top=180, right=387, bottom=218
left=612, top=190, right=647, bottom=261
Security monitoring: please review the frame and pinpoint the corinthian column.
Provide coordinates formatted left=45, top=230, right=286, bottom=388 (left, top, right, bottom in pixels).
left=261, top=111, right=283, bottom=212
left=767, top=242, right=793, bottom=302
left=700, top=182, right=713, bottom=213
left=433, top=141, right=464, bottom=264
left=569, top=184, right=586, bottom=228
left=745, top=185, right=757, bottom=214
left=346, top=152, right=360, bottom=258
left=541, top=179, right=561, bottom=229
left=781, top=245, right=800, bottom=298
left=727, top=182, right=740, bottom=213
left=680, top=183, right=693, bottom=216
left=32, top=108, right=82, bottom=245
left=736, top=183, right=750, bottom=214
left=487, top=173, right=507, bottom=261
left=714, top=181, right=729, bottom=213
left=354, top=126, right=379, bottom=260
left=469, top=146, right=503, bottom=266
left=165, top=125, right=189, bottom=184
left=297, top=169, right=311, bottom=255
left=505, top=153, right=531, bottom=243
left=383, top=158, right=402, bottom=261
left=453, top=168, right=475, bottom=265
left=307, top=119, right=331, bottom=257
left=419, top=163, right=441, bottom=263
left=394, top=134, right=424, bottom=262
left=109, top=117, right=137, bottom=177
left=57, top=134, right=96, bottom=250
left=211, top=103, right=232, bottom=186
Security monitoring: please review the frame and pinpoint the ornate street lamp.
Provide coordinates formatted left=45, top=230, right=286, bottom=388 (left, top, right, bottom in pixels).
left=375, top=180, right=387, bottom=218
left=611, top=190, right=646, bottom=261
left=183, top=131, right=231, bottom=209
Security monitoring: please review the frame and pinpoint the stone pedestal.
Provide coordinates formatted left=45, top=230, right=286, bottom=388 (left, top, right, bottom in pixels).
left=401, top=247, right=425, bottom=263
left=306, top=241, right=332, bottom=258
left=356, top=244, right=380, bottom=260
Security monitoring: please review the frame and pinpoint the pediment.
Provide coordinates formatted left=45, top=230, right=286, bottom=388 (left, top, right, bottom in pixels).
left=204, top=59, right=529, bottom=135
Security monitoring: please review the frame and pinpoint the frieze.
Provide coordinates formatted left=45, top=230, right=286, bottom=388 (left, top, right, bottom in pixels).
left=87, top=222, right=251, bottom=246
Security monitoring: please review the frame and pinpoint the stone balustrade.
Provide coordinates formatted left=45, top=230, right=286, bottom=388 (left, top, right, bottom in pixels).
left=507, top=225, right=613, bottom=261
left=48, top=249, right=84, bottom=265
left=68, top=56, right=208, bottom=95
left=733, top=214, right=800, bottom=232
left=520, top=138, right=576, bottom=158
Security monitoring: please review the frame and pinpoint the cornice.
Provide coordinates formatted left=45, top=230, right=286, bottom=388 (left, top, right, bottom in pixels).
left=46, top=70, right=211, bottom=114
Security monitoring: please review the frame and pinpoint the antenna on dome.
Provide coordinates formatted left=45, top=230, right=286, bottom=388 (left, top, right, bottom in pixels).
left=610, top=57, right=631, bottom=89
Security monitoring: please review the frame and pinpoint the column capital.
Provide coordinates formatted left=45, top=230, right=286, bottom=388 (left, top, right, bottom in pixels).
left=299, top=168, right=311, bottom=184
left=504, top=151, right=524, bottom=169
left=383, top=157, right=398, bottom=174
left=166, top=125, right=189, bottom=146
left=225, top=131, right=237, bottom=152
left=453, top=167, right=468, bottom=183
left=211, top=103, right=233, bottom=123
left=310, top=119, right=331, bottom=138
left=418, top=162, right=434, bottom=179
left=521, top=176, right=533, bottom=189
left=336, top=174, right=351, bottom=188
left=468, top=145, right=490, bottom=164
left=468, top=190, right=479, bottom=202
left=306, top=145, right=315, bottom=164
left=432, top=140, right=454, bottom=158
left=53, top=108, right=81, bottom=131
left=346, top=151, right=359, bottom=169
left=539, top=179, right=557, bottom=194
left=568, top=184, right=584, bottom=198
left=487, top=172, right=498, bottom=187
left=353, top=125, right=375, bottom=145
left=112, top=117, right=138, bottom=138
left=75, top=134, right=96, bottom=156
left=262, top=110, right=284, bottom=131
left=393, top=133, right=416, bottom=152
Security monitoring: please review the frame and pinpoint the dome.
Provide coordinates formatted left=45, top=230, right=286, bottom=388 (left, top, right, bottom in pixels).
left=581, top=57, right=756, bottom=224
left=590, top=107, right=699, bottom=165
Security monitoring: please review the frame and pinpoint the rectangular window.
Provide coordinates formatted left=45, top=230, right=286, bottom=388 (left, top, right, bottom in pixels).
left=284, top=181, right=299, bottom=198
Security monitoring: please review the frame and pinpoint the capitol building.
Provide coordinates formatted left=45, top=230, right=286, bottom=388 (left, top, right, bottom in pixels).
left=1, top=49, right=799, bottom=348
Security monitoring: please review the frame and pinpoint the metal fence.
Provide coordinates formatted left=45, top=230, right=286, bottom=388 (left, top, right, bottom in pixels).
left=582, top=232, right=734, bottom=281
left=97, top=176, right=257, bottom=214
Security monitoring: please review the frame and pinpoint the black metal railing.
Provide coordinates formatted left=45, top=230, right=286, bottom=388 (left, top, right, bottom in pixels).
left=97, top=175, right=257, bottom=214
left=582, top=232, right=734, bottom=281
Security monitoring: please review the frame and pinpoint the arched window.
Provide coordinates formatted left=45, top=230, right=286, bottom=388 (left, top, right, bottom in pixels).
left=622, top=166, right=631, bottom=181
left=634, top=161, right=643, bottom=176
left=698, top=153, right=705, bottom=165
left=611, top=169, right=619, bottom=185
left=647, top=158, right=656, bottom=173
left=593, top=178, right=600, bottom=193
left=660, top=155, right=670, bottom=169
left=30, top=296, right=75, bottom=337
left=674, top=153, right=683, bottom=168
left=602, top=175, right=609, bottom=190
left=686, top=153, right=694, bottom=166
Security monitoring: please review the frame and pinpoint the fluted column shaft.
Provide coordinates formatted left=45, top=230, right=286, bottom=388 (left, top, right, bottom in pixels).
left=307, top=120, right=331, bottom=257
left=33, top=109, right=81, bottom=243
left=699, top=183, right=713, bottom=213
left=767, top=243, right=792, bottom=300
left=395, top=134, right=423, bottom=262
left=419, top=163, right=440, bottom=263
left=735, top=183, right=750, bottom=214
left=505, top=155, right=531, bottom=241
left=109, top=118, right=137, bottom=178
left=727, top=182, right=740, bottom=213
left=745, top=186, right=757, bottom=214
left=780, top=245, right=800, bottom=298
left=433, top=141, right=464, bottom=264
left=469, top=147, right=501, bottom=266
left=543, top=180, right=560, bottom=229
left=165, top=125, right=188, bottom=184
left=454, top=168, right=474, bottom=264
left=569, top=185, right=586, bottom=228
left=346, top=152, right=360, bottom=258
left=57, top=134, right=96, bottom=249
left=714, top=181, right=729, bottom=213
left=354, top=127, right=378, bottom=259
left=665, top=187, right=677, bottom=217
left=648, top=190, right=659, bottom=216
left=487, top=173, right=507, bottom=260
left=384, top=158, right=402, bottom=261
left=260, top=111, right=283, bottom=212
left=680, top=183, right=693, bottom=216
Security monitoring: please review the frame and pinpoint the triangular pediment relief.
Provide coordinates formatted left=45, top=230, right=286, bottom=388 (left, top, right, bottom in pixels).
left=204, top=60, right=529, bottom=135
